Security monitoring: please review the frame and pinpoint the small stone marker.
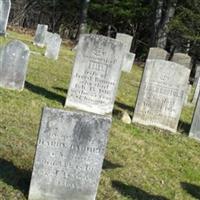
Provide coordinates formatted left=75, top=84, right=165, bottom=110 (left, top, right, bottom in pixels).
left=0, top=40, right=30, bottom=90
left=65, top=34, right=124, bottom=115
left=45, top=33, right=62, bottom=60
left=132, top=59, right=190, bottom=132
left=33, top=24, right=48, bottom=47
left=0, top=0, right=11, bottom=36
left=28, top=107, right=111, bottom=200
left=122, top=52, right=135, bottom=72
left=116, top=33, right=133, bottom=52
left=192, top=78, right=200, bottom=105
left=147, top=47, right=168, bottom=60
left=189, top=95, right=200, bottom=140
left=171, top=53, right=191, bottom=69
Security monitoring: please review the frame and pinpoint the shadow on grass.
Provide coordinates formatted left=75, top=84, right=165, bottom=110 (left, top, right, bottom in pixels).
left=53, top=87, right=68, bottom=93
left=103, top=159, right=123, bottom=170
left=25, top=81, right=65, bottom=105
left=181, top=182, right=200, bottom=199
left=114, top=101, right=134, bottom=113
left=178, top=120, right=191, bottom=136
left=0, top=158, right=31, bottom=197
left=112, top=181, right=169, bottom=200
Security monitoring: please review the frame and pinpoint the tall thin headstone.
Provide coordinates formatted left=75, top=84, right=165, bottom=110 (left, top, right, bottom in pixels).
left=194, top=64, right=200, bottom=86
left=147, top=47, right=168, bottom=60
left=65, top=34, right=124, bottom=115
left=116, top=33, right=135, bottom=72
left=28, top=107, right=111, bottom=200
left=33, top=24, right=48, bottom=47
left=184, top=84, right=192, bottom=105
left=0, top=40, right=30, bottom=90
left=171, top=53, right=191, bottom=69
left=0, top=0, right=11, bottom=36
left=190, top=95, right=200, bottom=140
left=45, top=33, right=62, bottom=60
left=132, top=59, right=190, bottom=132
left=116, top=33, right=132, bottom=52
left=192, top=77, right=200, bottom=105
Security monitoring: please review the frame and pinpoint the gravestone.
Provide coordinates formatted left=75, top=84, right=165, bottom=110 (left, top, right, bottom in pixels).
left=45, top=33, right=62, bottom=60
left=192, top=78, right=200, bottom=105
left=132, top=59, right=190, bottom=132
left=65, top=34, right=124, bottom=115
left=0, top=0, right=11, bottom=36
left=28, top=107, right=111, bottom=200
left=122, top=52, right=135, bottom=73
left=33, top=24, right=48, bottom=47
left=147, top=47, right=168, bottom=60
left=116, top=33, right=133, bottom=52
left=44, top=31, right=54, bottom=45
left=194, top=64, right=200, bottom=86
left=189, top=95, right=200, bottom=140
left=184, top=84, right=192, bottom=105
left=171, top=53, right=191, bottom=69
left=0, top=40, right=30, bottom=90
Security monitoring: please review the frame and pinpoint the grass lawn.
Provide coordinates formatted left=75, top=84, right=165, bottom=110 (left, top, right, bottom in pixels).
left=0, top=31, right=200, bottom=200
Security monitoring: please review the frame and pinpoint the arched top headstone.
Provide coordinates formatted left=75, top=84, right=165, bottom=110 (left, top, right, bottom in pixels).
left=171, top=53, right=192, bottom=69
left=0, top=40, right=30, bottom=90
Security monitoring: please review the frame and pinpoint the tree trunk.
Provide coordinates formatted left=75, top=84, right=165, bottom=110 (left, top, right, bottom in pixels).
left=156, top=0, right=178, bottom=48
left=76, top=0, right=90, bottom=41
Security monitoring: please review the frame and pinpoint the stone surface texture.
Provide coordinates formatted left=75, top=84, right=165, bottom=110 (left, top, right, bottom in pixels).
left=132, top=59, right=190, bottom=132
left=65, top=34, right=124, bottom=115
left=28, top=107, right=111, bottom=200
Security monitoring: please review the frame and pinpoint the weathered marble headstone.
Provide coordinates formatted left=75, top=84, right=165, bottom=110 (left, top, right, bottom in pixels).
left=189, top=95, right=200, bottom=140
left=45, top=33, right=62, bottom=60
left=33, top=24, right=48, bottom=47
left=194, top=64, right=200, bottom=86
left=0, top=40, right=30, bottom=90
left=44, top=31, right=54, bottom=45
left=116, top=33, right=133, bottom=52
left=184, top=84, right=192, bottom=105
left=132, top=59, right=190, bottom=132
left=147, top=47, right=168, bottom=60
left=122, top=52, right=135, bottom=73
left=192, top=78, right=200, bottom=105
left=171, top=53, right=191, bottom=69
left=28, top=107, right=111, bottom=200
left=65, top=34, right=124, bottom=115
left=0, top=0, right=11, bottom=36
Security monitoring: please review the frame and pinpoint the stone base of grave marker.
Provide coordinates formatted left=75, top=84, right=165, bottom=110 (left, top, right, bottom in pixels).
left=28, top=107, right=111, bottom=200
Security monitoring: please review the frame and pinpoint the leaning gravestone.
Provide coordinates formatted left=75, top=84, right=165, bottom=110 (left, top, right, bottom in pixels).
left=28, top=107, right=111, bottom=200
left=122, top=52, right=135, bottom=73
left=192, top=77, right=200, bottom=105
left=132, top=59, right=190, bottom=132
left=45, top=33, right=62, bottom=60
left=33, top=24, right=48, bottom=47
left=0, top=40, right=30, bottom=90
left=0, top=0, right=11, bottom=36
left=189, top=95, right=200, bottom=140
left=65, top=34, right=124, bottom=115
left=171, top=53, right=191, bottom=69
left=116, top=33, right=133, bottom=52
left=147, top=47, right=168, bottom=60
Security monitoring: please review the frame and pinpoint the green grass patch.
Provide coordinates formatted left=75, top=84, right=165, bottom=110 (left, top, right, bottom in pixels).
left=0, top=31, right=200, bottom=200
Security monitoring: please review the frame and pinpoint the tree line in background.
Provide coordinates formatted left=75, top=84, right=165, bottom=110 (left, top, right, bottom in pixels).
left=9, top=0, right=200, bottom=64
